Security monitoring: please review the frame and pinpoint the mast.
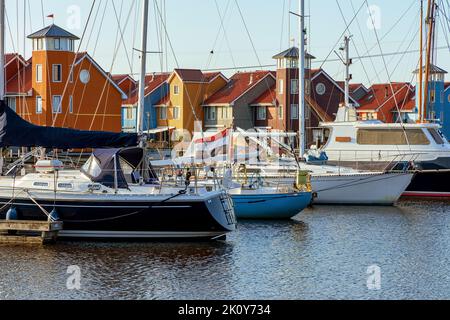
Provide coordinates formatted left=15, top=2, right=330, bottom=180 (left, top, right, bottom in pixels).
left=418, top=0, right=424, bottom=123
left=0, top=0, right=5, bottom=101
left=137, top=0, right=149, bottom=140
left=343, top=36, right=352, bottom=107
left=423, top=0, right=435, bottom=122
left=298, top=0, right=306, bottom=158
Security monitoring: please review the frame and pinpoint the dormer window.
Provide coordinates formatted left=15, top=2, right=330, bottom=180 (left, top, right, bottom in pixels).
left=54, top=38, right=61, bottom=50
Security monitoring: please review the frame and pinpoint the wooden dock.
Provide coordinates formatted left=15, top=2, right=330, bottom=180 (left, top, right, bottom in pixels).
left=0, top=220, right=63, bottom=244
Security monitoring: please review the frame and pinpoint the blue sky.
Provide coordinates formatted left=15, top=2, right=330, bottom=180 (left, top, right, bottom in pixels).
left=5, top=0, right=450, bottom=86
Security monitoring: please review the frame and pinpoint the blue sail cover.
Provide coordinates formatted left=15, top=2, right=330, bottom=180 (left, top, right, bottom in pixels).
left=0, top=100, right=138, bottom=148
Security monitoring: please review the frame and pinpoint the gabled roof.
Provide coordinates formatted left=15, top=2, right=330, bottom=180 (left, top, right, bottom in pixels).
left=357, top=83, right=413, bottom=112
left=310, top=69, right=360, bottom=106
left=349, top=83, right=368, bottom=93
left=74, top=52, right=127, bottom=99
left=168, top=69, right=228, bottom=83
left=27, top=24, right=80, bottom=40
left=250, top=85, right=276, bottom=106
left=112, top=74, right=136, bottom=86
left=204, top=71, right=276, bottom=106
left=5, top=58, right=32, bottom=96
left=123, top=73, right=170, bottom=106
left=272, top=47, right=316, bottom=60
left=4, top=53, right=28, bottom=68
left=155, top=94, right=171, bottom=107
left=413, top=64, right=448, bottom=74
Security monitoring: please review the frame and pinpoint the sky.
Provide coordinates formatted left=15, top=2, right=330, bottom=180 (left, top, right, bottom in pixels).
left=5, top=0, right=450, bottom=87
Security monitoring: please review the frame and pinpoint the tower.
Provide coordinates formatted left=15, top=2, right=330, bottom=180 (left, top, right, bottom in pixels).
left=28, top=24, right=79, bottom=127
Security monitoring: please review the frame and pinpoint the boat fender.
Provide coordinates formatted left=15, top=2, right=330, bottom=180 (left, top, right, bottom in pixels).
left=6, top=207, right=18, bottom=220
left=185, top=171, right=192, bottom=186
left=49, top=208, right=60, bottom=222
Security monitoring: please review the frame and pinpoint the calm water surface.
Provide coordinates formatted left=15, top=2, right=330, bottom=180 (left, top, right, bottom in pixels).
left=0, top=199, right=449, bottom=300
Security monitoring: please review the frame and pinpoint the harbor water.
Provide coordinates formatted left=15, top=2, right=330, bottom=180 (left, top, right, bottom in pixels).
left=0, top=199, right=449, bottom=300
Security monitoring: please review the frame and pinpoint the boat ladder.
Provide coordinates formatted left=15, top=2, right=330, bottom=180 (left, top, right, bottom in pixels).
left=219, top=192, right=236, bottom=226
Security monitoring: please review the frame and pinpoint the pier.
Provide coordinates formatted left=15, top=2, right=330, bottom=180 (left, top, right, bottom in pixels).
left=0, top=220, right=63, bottom=244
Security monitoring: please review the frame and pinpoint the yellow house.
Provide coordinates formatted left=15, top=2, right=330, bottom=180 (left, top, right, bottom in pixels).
left=155, top=69, right=228, bottom=137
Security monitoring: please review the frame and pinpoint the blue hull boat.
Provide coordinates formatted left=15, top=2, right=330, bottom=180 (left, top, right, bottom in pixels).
left=231, top=191, right=312, bottom=219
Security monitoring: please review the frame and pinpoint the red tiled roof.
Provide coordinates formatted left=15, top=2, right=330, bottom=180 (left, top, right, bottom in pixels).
left=123, top=73, right=170, bottom=105
left=357, top=83, right=413, bottom=112
left=204, top=71, right=275, bottom=105
left=6, top=60, right=32, bottom=95
left=250, top=85, right=276, bottom=105
left=173, top=69, right=205, bottom=82
left=155, top=94, right=170, bottom=106
left=112, top=74, right=134, bottom=84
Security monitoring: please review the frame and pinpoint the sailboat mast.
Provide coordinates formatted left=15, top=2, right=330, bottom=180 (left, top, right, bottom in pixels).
left=0, top=0, right=5, bottom=101
left=418, top=0, right=424, bottom=123
left=423, top=0, right=435, bottom=122
left=298, top=0, right=306, bottom=158
left=344, top=36, right=351, bottom=107
left=137, top=0, right=149, bottom=138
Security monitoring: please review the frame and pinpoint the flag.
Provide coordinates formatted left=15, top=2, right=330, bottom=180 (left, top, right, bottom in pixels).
left=47, top=14, right=54, bottom=19
left=191, top=129, right=231, bottom=164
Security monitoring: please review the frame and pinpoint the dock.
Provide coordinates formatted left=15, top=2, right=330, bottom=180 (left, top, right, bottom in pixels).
left=0, top=220, right=63, bottom=244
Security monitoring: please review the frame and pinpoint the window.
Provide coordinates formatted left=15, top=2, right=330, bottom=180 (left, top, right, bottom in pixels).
left=279, top=80, right=284, bottom=94
left=54, top=38, right=60, bottom=50
left=69, top=40, right=74, bottom=51
left=357, top=129, right=430, bottom=145
left=257, top=106, right=266, bottom=120
left=35, top=38, right=44, bottom=50
left=172, top=106, right=180, bottom=119
left=159, top=107, right=167, bottom=120
left=428, top=129, right=445, bottom=145
left=52, top=64, right=62, bottom=82
left=33, top=182, right=49, bottom=187
left=290, top=104, right=299, bottom=119
left=126, top=108, right=134, bottom=120
left=36, top=96, right=43, bottom=114
left=206, top=107, right=216, bottom=121
left=69, top=96, right=73, bottom=113
left=58, top=183, right=73, bottom=189
left=52, top=95, right=62, bottom=114
left=305, top=106, right=310, bottom=120
left=278, top=105, right=283, bottom=119
left=7, top=98, right=16, bottom=112
left=173, top=85, right=180, bottom=95
left=291, top=79, right=299, bottom=94
left=430, top=90, right=435, bottom=103
left=36, top=64, right=43, bottom=83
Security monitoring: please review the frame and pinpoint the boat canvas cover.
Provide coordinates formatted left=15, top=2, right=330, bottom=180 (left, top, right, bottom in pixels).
left=0, top=100, right=138, bottom=149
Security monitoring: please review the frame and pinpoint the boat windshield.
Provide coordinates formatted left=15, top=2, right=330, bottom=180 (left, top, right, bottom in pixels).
left=81, top=156, right=102, bottom=178
left=427, top=128, right=445, bottom=145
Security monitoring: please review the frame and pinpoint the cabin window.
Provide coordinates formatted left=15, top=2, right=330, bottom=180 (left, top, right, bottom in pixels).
left=428, top=129, right=445, bottom=145
left=172, top=106, right=180, bottom=120
left=36, top=96, right=43, bottom=114
left=357, top=129, right=430, bottom=145
left=290, top=104, right=299, bottom=120
left=291, top=79, right=299, bottom=94
left=58, top=183, right=73, bottom=189
left=33, top=182, right=49, bottom=187
left=257, top=106, right=266, bottom=120
left=52, top=64, right=62, bottom=82
left=52, top=95, right=62, bottom=114
left=36, top=64, right=43, bottom=82
left=159, top=107, right=167, bottom=120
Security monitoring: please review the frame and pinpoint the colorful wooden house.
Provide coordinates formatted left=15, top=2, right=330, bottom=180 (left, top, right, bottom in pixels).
left=4, top=24, right=126, bottom=133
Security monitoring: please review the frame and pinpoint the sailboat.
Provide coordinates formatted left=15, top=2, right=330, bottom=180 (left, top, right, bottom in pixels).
left=0, top=0, right=236, bottom=240
left=315, top=0, right=450, bottom=198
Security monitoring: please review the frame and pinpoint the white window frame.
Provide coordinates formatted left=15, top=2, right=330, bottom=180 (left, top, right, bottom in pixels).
left=172, top=106, right=180, bottom=120
left=279, top=79, right=284, bottom=94
left=69, top=95, right=73, bottom=113
left=173, top=85, right=180, bottom=95
left=257, top=106, right=267, bottom=120
left=159, top=107, right=167, bottom=120
left=125, top=107, right=134, bottom=120
left=54, top=38, right=60, bottom=50
left=36, top=96, right=43, bottom=114
left=36, top=64, right=43, bottom=83
left=290, top=104, right=299, bottom=120
left=52, top=64, right=62, bottom=83
left=291, top=79, right=299, bottom=94
left=52, top=95, right=62, bottom=114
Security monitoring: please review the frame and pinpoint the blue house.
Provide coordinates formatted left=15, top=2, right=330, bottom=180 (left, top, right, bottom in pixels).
left=414, top=64, right=450, bottom=138
left=117, top=73, right=170, bottom=133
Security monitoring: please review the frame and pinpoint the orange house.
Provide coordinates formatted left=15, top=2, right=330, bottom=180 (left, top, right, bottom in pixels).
left=4, top=24, right=126, bottom=132
left=154, top=69, right=228, bottom=137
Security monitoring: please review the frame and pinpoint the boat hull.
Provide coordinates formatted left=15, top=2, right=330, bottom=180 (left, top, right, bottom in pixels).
left=231, top=192, right=312, bottom=219
left=0, top=194, right=236, bottom=240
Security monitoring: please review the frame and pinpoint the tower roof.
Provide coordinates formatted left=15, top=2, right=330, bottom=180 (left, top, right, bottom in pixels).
left=272, top=47, right=315, bottom=60
left=27, top=24, right=79, bottom=40
left=413, top=64, right=448, bottom=74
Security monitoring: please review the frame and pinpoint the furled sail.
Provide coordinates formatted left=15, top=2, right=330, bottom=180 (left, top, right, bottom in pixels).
left=0, top=100, right=138, bottom=148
